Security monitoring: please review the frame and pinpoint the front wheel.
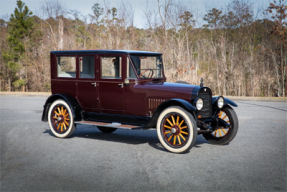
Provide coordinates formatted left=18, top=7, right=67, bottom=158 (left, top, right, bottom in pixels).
left=157, top=106, right=197, bottom=153
left=48, top=99, right=76, bottom=138
left=203, top=106, right=238, bottom=145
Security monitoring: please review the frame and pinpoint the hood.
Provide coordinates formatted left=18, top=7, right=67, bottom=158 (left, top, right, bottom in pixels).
left=134, top=82, right=199, bottom=102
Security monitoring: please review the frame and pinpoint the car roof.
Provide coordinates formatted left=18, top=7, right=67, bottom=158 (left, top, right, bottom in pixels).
left=51, top=50, right=162, bottom=55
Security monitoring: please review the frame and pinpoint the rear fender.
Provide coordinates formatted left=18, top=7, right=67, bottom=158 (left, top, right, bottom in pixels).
left=41, top=94, right=82, bottom=122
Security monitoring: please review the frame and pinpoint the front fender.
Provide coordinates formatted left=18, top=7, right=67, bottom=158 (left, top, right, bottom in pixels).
left=212, top=96, right=238, bottom=107
left=41, top=94, right=82, bottom=122
left=143, top=98, right=196, bottom=128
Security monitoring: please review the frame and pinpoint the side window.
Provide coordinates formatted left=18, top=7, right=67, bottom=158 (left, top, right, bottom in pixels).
left=127, top=58, right=137, bottom=79
left=101, top=57, right=122, bottom=79
left=57, top=56, right=76, bottom=78
left=80, top=56, right=95, bottom=78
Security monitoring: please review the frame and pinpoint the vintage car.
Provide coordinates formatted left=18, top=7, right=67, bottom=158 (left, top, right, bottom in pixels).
left=42, top=50, right=238, bottom=153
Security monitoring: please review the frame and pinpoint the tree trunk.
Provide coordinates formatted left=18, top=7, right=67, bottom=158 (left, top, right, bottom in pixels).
left=8, top=78, right=11, bottom=92
left=58, top=18, right=64, bottom=50
left=272, top=52, right=281, bottom=96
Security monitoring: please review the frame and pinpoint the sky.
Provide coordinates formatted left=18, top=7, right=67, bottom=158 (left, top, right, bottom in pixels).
left=0, top=0, right=272, bottom=28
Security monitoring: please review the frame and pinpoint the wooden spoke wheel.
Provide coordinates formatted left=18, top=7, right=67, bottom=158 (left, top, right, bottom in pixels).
left=203, top=106, right=239, bottom=145
left=157, top=106, right=197, bottom=153
left=48, top=100, right=76, bottom=138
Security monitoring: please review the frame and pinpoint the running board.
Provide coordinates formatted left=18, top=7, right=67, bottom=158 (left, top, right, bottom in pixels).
left=74, top=121, right=142, bottom=130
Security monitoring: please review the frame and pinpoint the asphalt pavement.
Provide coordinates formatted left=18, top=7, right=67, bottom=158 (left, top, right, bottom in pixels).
left=0, top=96, right=286, bottom=191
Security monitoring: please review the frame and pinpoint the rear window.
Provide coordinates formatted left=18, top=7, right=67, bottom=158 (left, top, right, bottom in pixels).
left=57, top=56, right=77, bottom=78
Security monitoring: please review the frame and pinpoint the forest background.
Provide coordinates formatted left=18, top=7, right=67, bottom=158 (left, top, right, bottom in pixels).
left=0, top=0, right=286, bottom=97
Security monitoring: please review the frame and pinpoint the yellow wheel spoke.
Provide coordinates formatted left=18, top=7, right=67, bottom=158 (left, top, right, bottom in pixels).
left=165, top=131, right=171, bottom=134
left=179, top=120, right=184, bottom=127
left=66, top=118, right=70, bottom=121
left=181, top=131, right=188, bottom=135
left=57, top=107, right=61, bottom=114
left=61, top=106, right=64, bottom=114
left=177, top=135, right=181, bottom=145
left=168, top=134, right=174, bottom=141
left=180, top=126, right=187, bottom=129
left=171, top=115, right=176, bottom=125
left=64, top=120, right=69, bottom=126
left=53, top=117, right=58, bottom=119
left=60, top=123, right=63, bottom=131
left=63, top=109, right=67, bottom=116
left=166, top=118, right=173, bottom=126
left=222, top=128, right=227, bottom=134
left=176, top=116, right=179, bottom=125
left=179, top=133, right=186, bottom=141
left=164, top=125, right=172, bottom=129
left=63, top=122, right=67, bottom=130
left=222, top=115, right=227, bottom=120
left=226, top=121, right=230, bottom=123
left=219, top=129, right=222, bottom=137
left=54, top=111, right=60, bottom=116
left=173, top=135, right=177, bottom=145
left=214, top=130, right=217, bottom=137
left=218, top=111, right=222, bottom=118
left=57, top=123, right=60, bottom=130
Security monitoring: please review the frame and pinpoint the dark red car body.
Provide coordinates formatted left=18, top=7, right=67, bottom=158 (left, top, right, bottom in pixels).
left=42, top=50, right=239, bottom=153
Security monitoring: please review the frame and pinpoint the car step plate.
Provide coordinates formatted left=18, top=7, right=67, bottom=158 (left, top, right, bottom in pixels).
left=74, top=121, right=142, bottom=130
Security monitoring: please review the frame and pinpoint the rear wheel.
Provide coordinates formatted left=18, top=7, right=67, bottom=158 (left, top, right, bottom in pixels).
left=203, top=106, right=238, bottom=145
left=97, top=126, right=117, bottom=133
left=157, top=106, right=197, bottom=153
left=48, top=99, right=76, bottom=138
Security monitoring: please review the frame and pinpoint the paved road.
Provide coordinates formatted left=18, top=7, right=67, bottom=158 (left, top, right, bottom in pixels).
left=1, top=96, right=286, bottom=191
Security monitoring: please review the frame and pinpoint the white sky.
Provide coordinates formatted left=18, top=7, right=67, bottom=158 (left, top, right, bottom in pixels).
left=0, top=0, right=271, bottom=28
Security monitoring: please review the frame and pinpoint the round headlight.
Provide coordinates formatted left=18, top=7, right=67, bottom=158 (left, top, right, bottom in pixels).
left=217, top=96, right=224, bottom=109
left=196, top=98, right=203, bottom=110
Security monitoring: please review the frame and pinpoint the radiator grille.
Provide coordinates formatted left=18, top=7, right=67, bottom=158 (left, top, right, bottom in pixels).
left=197, top=93, right=212, bottom=118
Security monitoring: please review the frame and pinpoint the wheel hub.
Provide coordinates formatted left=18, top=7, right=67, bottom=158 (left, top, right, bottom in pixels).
left=171, top=128, right=176, bottom=134
left=171, top=125, right=180, bottom=135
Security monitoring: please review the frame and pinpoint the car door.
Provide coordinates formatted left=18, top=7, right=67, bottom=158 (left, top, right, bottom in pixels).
left=77, top=55, right=99, bottom=111
left=98, top=55, right=125, bottom=113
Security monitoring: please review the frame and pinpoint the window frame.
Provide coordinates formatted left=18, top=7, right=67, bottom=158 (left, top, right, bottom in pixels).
left=99, top=54, right=124, bottom=81
left=128, top=54, right=165, bottom=80
left=56, top=55, right=78, bottom=79
left=78, top=55, right=96, bottom=80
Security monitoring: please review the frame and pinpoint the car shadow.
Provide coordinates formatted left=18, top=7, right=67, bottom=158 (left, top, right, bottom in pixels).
left=43, top=125, right=210, bottom=152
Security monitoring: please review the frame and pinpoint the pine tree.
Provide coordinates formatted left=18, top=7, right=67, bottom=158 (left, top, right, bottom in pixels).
left=2, top=0, right=33, bottom=91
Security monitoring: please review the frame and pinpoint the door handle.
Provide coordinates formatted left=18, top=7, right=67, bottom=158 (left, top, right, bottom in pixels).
left=118, top=83, right=123, bottom=88
left=91, top=82, right=97, bottom=87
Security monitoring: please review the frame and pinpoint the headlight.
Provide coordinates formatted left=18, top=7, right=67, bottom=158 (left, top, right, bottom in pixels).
left=196, top=98, right=203, bottom=110
left=217, top=96, right=224, bottom=109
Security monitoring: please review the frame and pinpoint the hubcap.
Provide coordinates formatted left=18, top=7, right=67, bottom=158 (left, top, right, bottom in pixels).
left=171, top=128, right=176, bottom=134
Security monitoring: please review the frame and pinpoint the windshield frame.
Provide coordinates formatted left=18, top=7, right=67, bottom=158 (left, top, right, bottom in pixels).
left=128, top=54, right=165, bottom=80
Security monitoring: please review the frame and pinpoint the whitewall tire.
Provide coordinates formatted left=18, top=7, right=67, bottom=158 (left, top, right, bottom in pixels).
left=156, top=106, right=197, bottom=153
left=48, top=99, right=76, bottom=138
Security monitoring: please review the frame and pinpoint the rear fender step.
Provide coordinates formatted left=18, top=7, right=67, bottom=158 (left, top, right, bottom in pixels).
left=74, top=121, right=142, bottom=130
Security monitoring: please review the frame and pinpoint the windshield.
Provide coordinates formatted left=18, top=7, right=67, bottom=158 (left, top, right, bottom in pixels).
left=130, top=55, right=164, bottom=79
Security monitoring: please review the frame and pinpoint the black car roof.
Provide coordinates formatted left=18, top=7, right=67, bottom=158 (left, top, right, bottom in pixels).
left=51, top=50, right=162, bottom=55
